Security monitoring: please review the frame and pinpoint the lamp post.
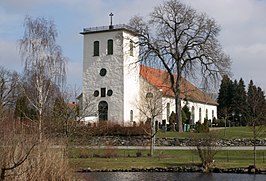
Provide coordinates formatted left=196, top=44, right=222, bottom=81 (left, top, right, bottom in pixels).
left=224, top=116, right=226, bottom=137
left=239, top=113, right=242, bottom=126
left=231, top=112, right=235, bottom=127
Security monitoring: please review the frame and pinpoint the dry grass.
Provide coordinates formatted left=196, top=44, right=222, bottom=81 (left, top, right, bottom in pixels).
left=0, top=118, right=76, bottom=181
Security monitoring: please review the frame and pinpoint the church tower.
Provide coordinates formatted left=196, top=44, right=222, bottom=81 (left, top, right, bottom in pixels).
left=81, top=15, right=140, bottom=125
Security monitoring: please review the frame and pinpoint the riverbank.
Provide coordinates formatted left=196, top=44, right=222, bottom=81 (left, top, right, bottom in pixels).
left=79, top=165, right=266, bottom=174
left=69, top=149, right=266, bottom=173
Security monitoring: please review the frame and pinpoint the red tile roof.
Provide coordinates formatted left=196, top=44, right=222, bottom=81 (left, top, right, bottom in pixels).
left=140, top=65, right=218, bottom=105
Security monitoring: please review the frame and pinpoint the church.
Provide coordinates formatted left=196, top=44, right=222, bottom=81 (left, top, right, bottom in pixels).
left=80, top=21, right=218, bottom=126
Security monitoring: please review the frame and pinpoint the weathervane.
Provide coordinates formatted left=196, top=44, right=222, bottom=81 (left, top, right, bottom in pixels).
left=109, top=12, right=114, bottom=29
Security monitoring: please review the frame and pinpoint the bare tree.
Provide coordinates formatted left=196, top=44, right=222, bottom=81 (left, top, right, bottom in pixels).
left=135, top=84, right=167, bottom=157
left=0, top=66, right=18, bottom=116
left=247, top=81, right=266, bottom=169
left=0, top=117, right=38, bottom=181
left=191, top=131, right=221, bottom=172
left=19, top=16, right=66, bottom=142
left=129, top=0, right=231, bottom=132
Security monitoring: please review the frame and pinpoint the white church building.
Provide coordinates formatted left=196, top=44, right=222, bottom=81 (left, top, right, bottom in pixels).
left=80, top=23, right=218, bottom=126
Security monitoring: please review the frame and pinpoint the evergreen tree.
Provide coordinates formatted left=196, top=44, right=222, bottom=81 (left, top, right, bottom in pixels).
left=217, top=75, right=234, bottom=119
left=14, top=96, right=27, bottom=120
left=247, top=80, right=257, bottom=119
left=247, top=80, right=266, bottom=124
left=14, top=96, right=37, bottom=120
left=232, top=78, right=248, bottom=125
left=182, top=105, right=191, bottom=124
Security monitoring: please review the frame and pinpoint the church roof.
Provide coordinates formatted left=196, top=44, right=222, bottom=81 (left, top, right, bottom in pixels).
left=81, top=24, right=138, bottom=35
left=140, top=65, right=218, bottom=106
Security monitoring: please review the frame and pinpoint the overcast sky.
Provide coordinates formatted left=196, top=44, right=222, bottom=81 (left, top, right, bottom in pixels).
left=1, top=0, right=266, bottom=92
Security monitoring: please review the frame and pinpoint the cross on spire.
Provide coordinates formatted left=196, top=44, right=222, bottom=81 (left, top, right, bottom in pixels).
left=109, top=12, right=114, bottom=29
left=109, top=12, right=114, bottom=26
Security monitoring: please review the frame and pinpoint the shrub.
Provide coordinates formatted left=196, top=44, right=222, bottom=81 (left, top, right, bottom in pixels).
left=104, top=146, right=118, bottom=158
left=136, top=151, right=142, bottom=157
left=195, top=119, right=209, bottom=133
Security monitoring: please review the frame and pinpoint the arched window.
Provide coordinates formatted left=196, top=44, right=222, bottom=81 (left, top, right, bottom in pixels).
left=206, top=109, right=208, bottom=120
left=191, top=106, right=195, bottom=124
left=107, top=39, right=113, bottom=55
left=130, top=40, right=133, bottom=56
left=130, top=110, right=133, bottom=122
left=98, top=101, right=108, bottom=121
left=93, top=41, right=99, bottom=56
left=199, top=108, right=202, bottom=122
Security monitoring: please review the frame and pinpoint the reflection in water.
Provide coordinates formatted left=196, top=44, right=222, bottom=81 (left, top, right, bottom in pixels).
left=77, top=172, right=265, bottom=181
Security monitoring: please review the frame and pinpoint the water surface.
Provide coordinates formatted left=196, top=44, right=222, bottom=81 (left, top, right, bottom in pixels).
left=77, top=172, right=266, bottom=181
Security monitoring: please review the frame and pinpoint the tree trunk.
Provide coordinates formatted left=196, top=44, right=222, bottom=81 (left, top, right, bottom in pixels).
left=253, top=120, right=256, bottom=168
left=0, top=168, right=5, bottom=181
left=150, top=118, right=154, bottom=157
left=39, top=113, right=43, bottom=143
left=175, top=95, right=183, bottom=132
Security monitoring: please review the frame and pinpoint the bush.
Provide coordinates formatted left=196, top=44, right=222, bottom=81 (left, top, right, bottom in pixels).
left=136, top=151, right=142, bottom=157
left=79, top=122, right=150, bottom=136
left=194, top=119, right=209, bottom=133
left=104, top=146, right=118, bottom=158
left=212, top=117, right=218, bottom=126
left=0, top=117, right=74, bottom=180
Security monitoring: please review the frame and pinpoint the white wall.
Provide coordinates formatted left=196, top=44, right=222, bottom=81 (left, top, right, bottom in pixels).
left=138, top=77, right=163, bottom=123
left=82, top=28, right=140, bottom=125
left=122, top=31, right=140, bottom=125
left=83, top=30, right=124, bottom=123
left=161, top=97, right=217, bottom=124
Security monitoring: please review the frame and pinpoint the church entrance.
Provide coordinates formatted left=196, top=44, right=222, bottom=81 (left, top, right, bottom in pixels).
left=98, top=101, right=108, bottom=121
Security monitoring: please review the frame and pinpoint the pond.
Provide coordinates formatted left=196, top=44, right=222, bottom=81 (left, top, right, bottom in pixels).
left=77, top=172, right=266, bottom=181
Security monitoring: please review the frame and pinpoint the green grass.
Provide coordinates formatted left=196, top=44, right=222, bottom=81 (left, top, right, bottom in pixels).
left=157, top=126, right=266, bottom=139
left=68, top=126, right=266, bottom=171
left=68, top=147, right=266, bottom=170
left=219, top=126, right=265, bottom=139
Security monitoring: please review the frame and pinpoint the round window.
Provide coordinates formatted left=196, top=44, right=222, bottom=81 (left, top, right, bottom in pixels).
left=107, top=89, right=113, bottom=96
left=100, top=68, right=107, bottom=76
left=94, top=90, right=99, bottom=97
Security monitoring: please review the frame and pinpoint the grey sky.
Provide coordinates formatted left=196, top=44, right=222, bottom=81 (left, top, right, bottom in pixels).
left=0, top=0, right=266, bottom=91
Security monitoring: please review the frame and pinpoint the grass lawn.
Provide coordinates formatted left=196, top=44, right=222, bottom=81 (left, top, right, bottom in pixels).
left=157, top=126, right=266, bottom=139
left=68, top=147, right=266, bottom=171
left=68, top=126, right=266, bottom=171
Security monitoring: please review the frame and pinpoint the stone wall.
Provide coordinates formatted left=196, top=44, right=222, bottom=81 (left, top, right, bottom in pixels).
left=86, top=136, right=266, bottom=146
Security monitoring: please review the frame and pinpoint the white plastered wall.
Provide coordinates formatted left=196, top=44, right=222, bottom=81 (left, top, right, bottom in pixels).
left=82, top=29, right=140, bottom=125
left=83, top=31, right=124, bottom=123
left=162, top=97, right=217, bottom=124
left=122, top=31, right=140, bottom=125
left=138, top=77, right=163, bottom=123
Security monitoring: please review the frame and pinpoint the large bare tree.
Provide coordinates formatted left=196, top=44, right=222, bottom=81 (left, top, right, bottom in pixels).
left=19, top=16, right=66, bottom=142
left=129, top=0, right=231, bottom=132
left=0, top=66, right=18, bottom=116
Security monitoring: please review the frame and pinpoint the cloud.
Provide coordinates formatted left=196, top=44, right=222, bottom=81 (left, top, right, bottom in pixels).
left=1, top=0, right=266, bottom=90
left=0, top=40, right=22, bottom=72
left=0, top=0, right=43, bottom=12
left=66, top=61, right=83, bottom=89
